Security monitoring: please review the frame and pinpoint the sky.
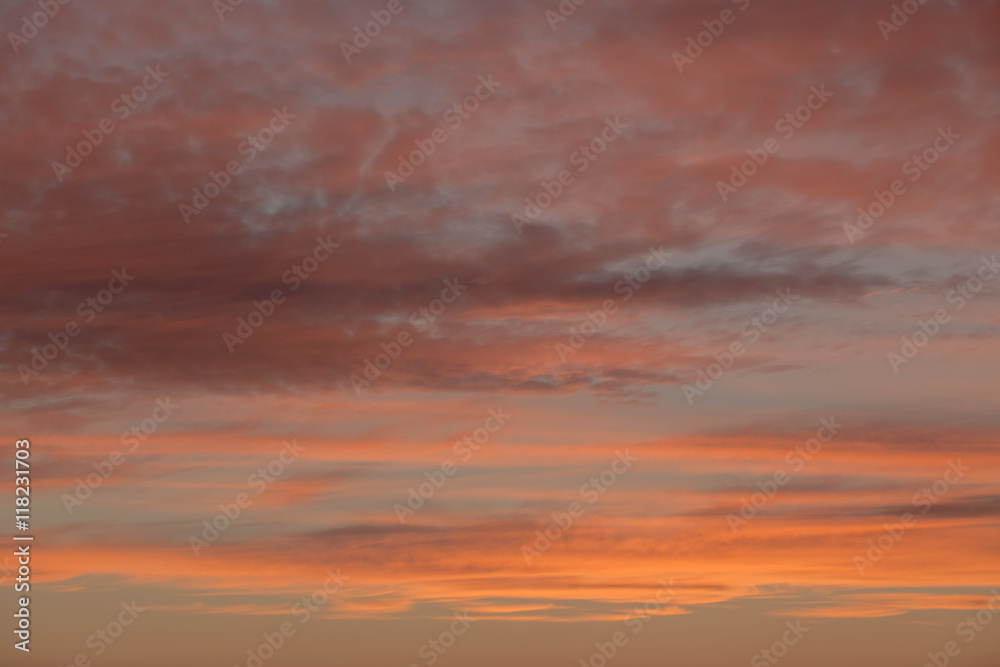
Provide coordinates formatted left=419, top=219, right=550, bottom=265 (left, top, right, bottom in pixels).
left=1, top=0, right=999, bottom=665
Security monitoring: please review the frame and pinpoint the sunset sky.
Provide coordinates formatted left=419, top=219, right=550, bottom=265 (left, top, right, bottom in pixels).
left=2, top=0, right=999, bottom=665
